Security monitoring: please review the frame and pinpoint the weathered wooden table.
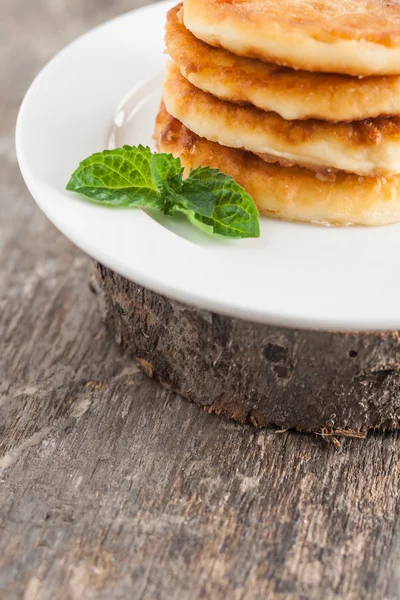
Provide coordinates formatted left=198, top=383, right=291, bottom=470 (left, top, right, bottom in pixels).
left=1, top=2, right=400, bottom=598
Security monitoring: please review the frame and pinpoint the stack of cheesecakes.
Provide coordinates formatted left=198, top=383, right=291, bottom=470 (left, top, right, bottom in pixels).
left=155, top=0, right=400, bottom=226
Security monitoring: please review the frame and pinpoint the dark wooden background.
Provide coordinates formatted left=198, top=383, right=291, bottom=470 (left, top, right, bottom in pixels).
left=1, top=1, right=400, bottom=598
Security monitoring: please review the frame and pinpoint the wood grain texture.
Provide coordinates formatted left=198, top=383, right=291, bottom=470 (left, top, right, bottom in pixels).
left=94, top=264, right=400, bottom=434
left=1, top=1, right=400, bottom=599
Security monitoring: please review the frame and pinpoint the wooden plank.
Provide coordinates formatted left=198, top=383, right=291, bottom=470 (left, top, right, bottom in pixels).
left=1, top=1, right=400, bottom=599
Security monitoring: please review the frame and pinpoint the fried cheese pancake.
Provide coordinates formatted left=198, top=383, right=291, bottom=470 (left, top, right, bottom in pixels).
left=166, top=4, right=400, bottom=122
left=183, top=0, right=400, bottom=76
left=163, top=62, right=400, bottom=178
left=155, top=103, right=400, bottom=227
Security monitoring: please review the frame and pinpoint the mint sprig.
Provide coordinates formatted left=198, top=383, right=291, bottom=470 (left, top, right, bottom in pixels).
left=66, top=145, right=260, bottom=239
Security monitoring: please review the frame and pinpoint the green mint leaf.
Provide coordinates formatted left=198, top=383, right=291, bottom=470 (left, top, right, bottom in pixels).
left=181, top=167, right=260, bottom=239
left=173, top=184, right=215, bottom=219
left=66, top=145, right=163, bottom=209
left=67, top=146, right=260, bottom=239
left=150, top=152, right=183, bottom=190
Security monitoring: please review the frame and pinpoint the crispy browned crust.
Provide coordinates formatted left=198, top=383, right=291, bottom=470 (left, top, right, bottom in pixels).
left=166, top=4, right=400, bottom=122
left=154, top=102, right=400, bottom=226
left=163, top=62, right=400, bottom=177
left=183, top=0, right=400, bottom=75
left=254, top=152, right=338, bottom=178
left=185, top=0, right=400, bottom=47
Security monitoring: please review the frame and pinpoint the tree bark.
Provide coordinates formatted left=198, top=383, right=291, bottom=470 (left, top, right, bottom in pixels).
left=92, top=263, right=400, bottom=435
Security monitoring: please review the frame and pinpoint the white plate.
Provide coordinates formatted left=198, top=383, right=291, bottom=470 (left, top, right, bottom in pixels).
left=16, top=0, right=400, bottom=332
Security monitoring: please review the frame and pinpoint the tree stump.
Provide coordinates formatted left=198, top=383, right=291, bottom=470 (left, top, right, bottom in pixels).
left=91, top=263, right=400, bottom=435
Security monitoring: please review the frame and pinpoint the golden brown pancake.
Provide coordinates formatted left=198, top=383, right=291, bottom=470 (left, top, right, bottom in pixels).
left=163, top=62, right=400, bottom=178
left=166, top=4, right=400, bottom=122
left=155, top=102, right=400, bottom=227
left=183, top=0, right=400, bottom=76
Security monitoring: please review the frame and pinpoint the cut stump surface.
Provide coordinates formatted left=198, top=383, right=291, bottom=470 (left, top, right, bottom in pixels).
left=93, top=263, right=400, bottom=434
